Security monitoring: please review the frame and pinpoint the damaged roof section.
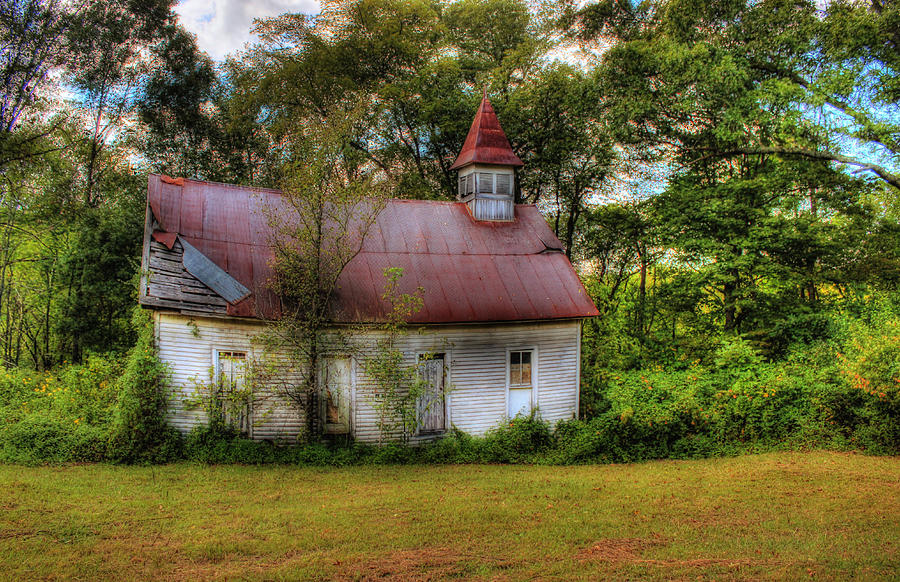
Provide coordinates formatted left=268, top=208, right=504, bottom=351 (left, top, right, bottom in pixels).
left=141, top=174, right=599, bottom=323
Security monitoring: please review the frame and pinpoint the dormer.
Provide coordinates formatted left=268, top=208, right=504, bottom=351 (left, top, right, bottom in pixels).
left=449, top=94, right=524, bottom=221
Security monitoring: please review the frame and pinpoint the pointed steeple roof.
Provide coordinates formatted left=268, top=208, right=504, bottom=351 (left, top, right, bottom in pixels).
left=449, top=93, right=524, bottom=171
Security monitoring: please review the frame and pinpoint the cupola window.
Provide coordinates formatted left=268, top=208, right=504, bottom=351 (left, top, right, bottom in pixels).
left=458, top=174, right=475, bottom=197
left=478, top=172, right=494, bottom=194
left=496, top=174, right=511, bottom=195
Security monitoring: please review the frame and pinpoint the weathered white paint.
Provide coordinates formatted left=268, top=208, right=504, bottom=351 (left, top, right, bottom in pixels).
left=154, top=312, right=304, bottom=441
left=457, top=163, right=516, bottom=221
left=155, top=312, right=582, bottom=443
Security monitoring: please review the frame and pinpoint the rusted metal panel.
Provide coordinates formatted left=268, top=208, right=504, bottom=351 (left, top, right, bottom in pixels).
left=143, top=175, right=600, bottom=323
left=226, top=241, right=254, bottom=289
left=449, top=96, right=524, bottom=171
left=179, top=183, right=204, bottom=238
left=151, top=230, right=177, bottom=250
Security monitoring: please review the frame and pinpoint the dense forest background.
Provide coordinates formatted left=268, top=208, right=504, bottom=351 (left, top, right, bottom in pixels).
left=0, top=0, right=898, bottom=459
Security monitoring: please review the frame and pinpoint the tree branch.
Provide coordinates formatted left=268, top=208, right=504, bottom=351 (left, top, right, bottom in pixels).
left=690, top=146, right=900, bottom=190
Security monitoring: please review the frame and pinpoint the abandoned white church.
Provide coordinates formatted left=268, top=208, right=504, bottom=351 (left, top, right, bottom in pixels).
left=139, top=95, right=599, bottom=442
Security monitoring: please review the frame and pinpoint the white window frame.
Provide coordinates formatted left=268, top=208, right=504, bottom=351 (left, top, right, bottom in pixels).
left=505, top=346, right=538, bottom=417
left=415, top=350, right=451, bottom=435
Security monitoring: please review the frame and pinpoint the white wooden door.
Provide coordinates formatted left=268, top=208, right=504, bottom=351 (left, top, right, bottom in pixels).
left=321, top=357, right=351, bottom=434
left=508, top=350, right=534, bottom=417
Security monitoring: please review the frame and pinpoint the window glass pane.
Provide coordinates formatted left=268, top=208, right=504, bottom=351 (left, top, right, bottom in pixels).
left=496, top=174, right=511, bottom=195
left=218, top=351, right=246, bottom=392
left=509, top=350, right=532, bottom=386
left=478, top=172, right=493, bottom=193
left=520, top=360, right=531, bottom=386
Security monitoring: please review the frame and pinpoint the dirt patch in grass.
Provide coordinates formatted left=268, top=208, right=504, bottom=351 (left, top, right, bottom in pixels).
left=335, top=547, right=514, bottom=581
left=577, top=536, right=786, bottom=570
left=577, top=536, right=667, bottom=562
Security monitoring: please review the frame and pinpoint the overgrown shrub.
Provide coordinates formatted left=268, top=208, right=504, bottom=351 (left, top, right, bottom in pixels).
left=0, top=413, right=107, bottom=464
left=107, top=308, right=182, bottom=463
left=0, top=355, right=122, bottom=463
left=833, top=318, right=900, bottom=453
left=481, top=412, right=553, bottom=463
left=1, top=305, right=897, bottom=466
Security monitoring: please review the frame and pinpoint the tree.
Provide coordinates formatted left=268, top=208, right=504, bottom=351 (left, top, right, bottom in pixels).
left=64, top=0, right=176, bottom=206
left=239, top=0, right=564, bottom=199
left=576, top=0, right=899, bottom=190
left=364, top=267, right=428, bottom=444
left=573, top=0, right=899, bottom=339
left=506, top=64, right=615, bottom=255
left=0, top=0, right=68, bottom=169
left=263, top=106, right=388, bottom=440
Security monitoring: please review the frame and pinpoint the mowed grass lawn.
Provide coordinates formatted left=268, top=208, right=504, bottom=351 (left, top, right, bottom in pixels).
left=0, top=452, right=897, bottom=581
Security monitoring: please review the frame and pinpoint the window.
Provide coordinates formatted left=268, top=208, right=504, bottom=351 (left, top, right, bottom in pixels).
left=478, top=172, right=493, bottom=194
left=508, top=349, right=534, bottom=417
left=509, top=350, right=532, bottom=386
left=465, top=174, right=475, bottom=195
left=495, top=173, right=511, bottom=195
left=458, top=175, right=466, bottom=197
left=216, top=351, right=250, bottom=434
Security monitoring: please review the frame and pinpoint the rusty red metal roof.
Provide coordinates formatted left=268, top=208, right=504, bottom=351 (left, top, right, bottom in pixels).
left=448, top=95, right=524, bottom=171
left=144, top=175, right=598, bottom=323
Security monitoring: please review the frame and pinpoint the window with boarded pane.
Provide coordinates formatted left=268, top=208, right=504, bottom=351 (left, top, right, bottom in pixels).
left=417, top=353, right=446, bottom=434
left=465, top=174, right=475, bottom=195
left=216, top=351, right=250, bottom=434
left=478, top=172, right=493, bottom=193
left=458, top=175, right=466, bottom=197
left=495, top=173, right=511, bottom=195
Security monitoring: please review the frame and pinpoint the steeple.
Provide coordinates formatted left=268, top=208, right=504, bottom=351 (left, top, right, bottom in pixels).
left=452, top=93, right=522, bottom=221
left=450, top=93, right=523, bottom=171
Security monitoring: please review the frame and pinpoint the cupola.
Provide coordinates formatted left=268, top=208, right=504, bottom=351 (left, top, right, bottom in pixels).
left=450, top=93, right=523, bottom=221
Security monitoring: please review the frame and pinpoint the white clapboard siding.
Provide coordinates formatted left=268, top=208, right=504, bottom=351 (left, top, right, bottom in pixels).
left=156, top=313, right=582, bottom=443
left=155, top=312, right=304, bottom=441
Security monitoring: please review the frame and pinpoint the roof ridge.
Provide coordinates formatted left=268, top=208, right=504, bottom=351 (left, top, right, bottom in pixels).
left=151, top=173, right=283, bottom=195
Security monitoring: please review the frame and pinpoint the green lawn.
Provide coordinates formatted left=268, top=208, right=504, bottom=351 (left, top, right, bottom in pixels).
left=0, top=452, right=897, bottom=581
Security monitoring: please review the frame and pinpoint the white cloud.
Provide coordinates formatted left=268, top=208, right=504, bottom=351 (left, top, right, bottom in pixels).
left=176, top=0, right=320, bottom=61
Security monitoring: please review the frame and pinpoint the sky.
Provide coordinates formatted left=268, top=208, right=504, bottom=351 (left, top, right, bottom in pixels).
left=175, top=0, right=320, bottom=61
